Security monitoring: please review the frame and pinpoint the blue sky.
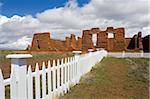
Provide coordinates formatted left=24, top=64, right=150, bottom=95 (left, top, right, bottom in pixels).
left=1, top=0, right=90, bottom=17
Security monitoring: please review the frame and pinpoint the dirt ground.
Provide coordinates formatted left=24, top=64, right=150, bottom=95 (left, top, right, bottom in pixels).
left=61, top=57, right=149, bottom=99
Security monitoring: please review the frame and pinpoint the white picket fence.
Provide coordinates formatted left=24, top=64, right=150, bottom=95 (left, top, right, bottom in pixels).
left=0, top=50, right=107, bottom=99
left=108, top=52, right=150, bottom=58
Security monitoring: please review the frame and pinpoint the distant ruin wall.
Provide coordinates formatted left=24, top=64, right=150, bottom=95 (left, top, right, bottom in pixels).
left=27, top=27, right=149, bottom=53
left=82, top=30, right=94, bottom=51
left=29, top=32, right=80, bottom=52
left=142, top=35, right=150, bottom=52
left=30, top=32, right=51, bottom=51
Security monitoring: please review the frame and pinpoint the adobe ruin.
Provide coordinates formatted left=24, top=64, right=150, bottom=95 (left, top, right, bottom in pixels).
left=28, top=32, right=82, bottom=52
left=27, top=27, right=149, bottom=52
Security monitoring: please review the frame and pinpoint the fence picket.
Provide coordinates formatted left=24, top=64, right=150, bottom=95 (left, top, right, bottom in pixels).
left=10, top=67, right=17, bottom=99
left=52, top=60, right=56, bottom=97
left=0, top=69, right=5, bottom=99
left=75, top=58, right=77, bottom=83
left=70, top=57, right=72, bottom=84
left=57, top=59, right=61, bottom=96
left=48, top=61, right=52, bottom=99
left=64, top=58, right=67, bottom=93
left=27, top=65, right=33, bottom=99
left=67, top=57, right=70, bottom=91
left=42, top=62, right=46, bottom=98
left=35, top=63, right=40, bottom=99
left=61, top=58, right=64, bottom=95
left=73, top=57, right=75, bottom=84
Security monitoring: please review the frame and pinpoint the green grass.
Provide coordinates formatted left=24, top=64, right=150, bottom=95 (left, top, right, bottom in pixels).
left=61, top=57, right=149, bottom=99
left=125, top=58, right=149, bottom=90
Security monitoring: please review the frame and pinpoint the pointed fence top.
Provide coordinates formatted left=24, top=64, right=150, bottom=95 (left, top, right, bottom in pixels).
left=6, top=54, right=32, bottom=59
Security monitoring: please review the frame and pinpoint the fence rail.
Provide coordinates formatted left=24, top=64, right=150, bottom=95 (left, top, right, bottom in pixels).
left=0, top=50, right=107, bottom=99
left=108, top=52, right=150, bottom=58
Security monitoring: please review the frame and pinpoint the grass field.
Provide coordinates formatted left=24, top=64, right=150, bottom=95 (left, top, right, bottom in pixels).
left=61, top=57, right=149, bottom=99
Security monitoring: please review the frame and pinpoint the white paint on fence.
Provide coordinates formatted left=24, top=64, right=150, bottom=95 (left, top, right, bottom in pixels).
left=42, top=62, right=46, bottom=98
left=108, top=52, right=150, bottom=58
left=35, top=63, right=40, bottom=99
left=0, top=69, right=5, bottom=99
left=0, top=50, right=107, bottom=99
left=48, top=60, right=52, bottom=99
left=27, top=65, right=33, bottom=99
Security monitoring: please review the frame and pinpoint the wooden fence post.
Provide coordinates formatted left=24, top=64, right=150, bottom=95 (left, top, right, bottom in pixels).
left=6, top=54, right=32, bottom=99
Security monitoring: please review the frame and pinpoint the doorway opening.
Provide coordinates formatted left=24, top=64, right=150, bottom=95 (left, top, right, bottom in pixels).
left=92, top=34, right=97, bottom=47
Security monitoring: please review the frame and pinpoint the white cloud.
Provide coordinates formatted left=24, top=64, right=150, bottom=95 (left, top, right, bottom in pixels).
left=0, top=16, right=10, bottom=25
left=0, top=36, right=31, bottom=49
left=0, top=0, right=149, bottom=49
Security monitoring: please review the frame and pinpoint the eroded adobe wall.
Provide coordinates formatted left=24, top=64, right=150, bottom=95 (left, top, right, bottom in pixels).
left=142, top=35, right=150, bottom=52
left=28, top=27, right=147, bottom=53
left=106, top=27, right=114, bottom=33
left=82, top=30, right=94, bottom=51
left=113, top=28, right=126, bottom=51
left=137, top=32, right=143, bottom=50
left=30, top=32, right=69, bottom=52
left=97, top=31, right=108, bottom=49
left=50, top=39, right=68, bottom=52
left=29, top=32, right=80, bottom=52
left=65, top=34, right=79, bottom=51
left=30, top=32, right=51, bottom=51
left=65, top=37, right=71, bottom=51
left=91, top=28, right=101, bottom=33
left=96, top=27, right=126, bottom=51
left=126, top=32, right=143, bottom=51
left=81, top=27, right=126, bottom=52
left=70, top=34, right=77, bottom=50
left=76, top=37, right=82, bottom=50
left=125, top=38, right=131, bottom=49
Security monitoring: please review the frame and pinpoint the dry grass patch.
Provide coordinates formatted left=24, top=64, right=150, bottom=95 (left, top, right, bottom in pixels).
left=61, top=57, right=149, bottom=99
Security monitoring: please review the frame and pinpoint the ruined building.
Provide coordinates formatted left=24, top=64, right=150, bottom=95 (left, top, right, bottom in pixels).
left=27, top=27, right=149, bottom=52
left=27, top=33, right=82, bottom=52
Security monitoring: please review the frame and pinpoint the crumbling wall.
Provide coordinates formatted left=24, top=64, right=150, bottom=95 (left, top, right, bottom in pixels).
left=106, top=27, right=114, bottom=33
left=113, top=28, right=126, bottom=51
left=91, top=28, right=101, bottom=33
left=65, top=37, right=71, bottom=51
left=70, top=34, right=77, bottom=50
left=142, top=35, right=150, bottom=52
left=96, top=27, right=126, bottom=51
left=82, top=30, right=94, bottom=51
left=125, top=38, right=131, bottom=49
left=30, top=32, right=51, bottom=51
left=137, top=32, right=143, bottom=50
left=50, top=39, right=67, bottom=51
left=28, top=27, right=147, bottom=53
left=127, top=32, right=143, bottom=51
left=97, top=31, right=108, bottom=49
left=76, top=37, right=82, bottom=50
left=29, top=32, right=80, bottom=52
